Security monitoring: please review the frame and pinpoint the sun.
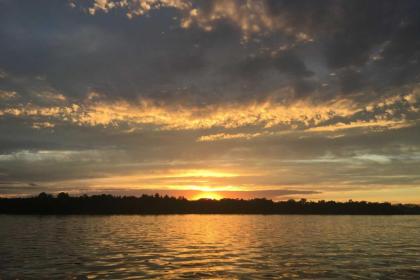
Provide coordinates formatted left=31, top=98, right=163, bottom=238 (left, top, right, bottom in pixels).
left=192, top=191, right=223, bottom=200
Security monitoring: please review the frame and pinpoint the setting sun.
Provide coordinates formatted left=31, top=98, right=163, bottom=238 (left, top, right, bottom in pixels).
left=192, top=192, right=223, bottom=200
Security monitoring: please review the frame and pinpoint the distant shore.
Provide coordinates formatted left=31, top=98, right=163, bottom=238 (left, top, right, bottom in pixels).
left=1, top=192, right=419, bottom=215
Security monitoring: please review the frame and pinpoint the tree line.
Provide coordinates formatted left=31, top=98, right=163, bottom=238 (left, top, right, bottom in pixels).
left=0, top=192, right=419, bottom=215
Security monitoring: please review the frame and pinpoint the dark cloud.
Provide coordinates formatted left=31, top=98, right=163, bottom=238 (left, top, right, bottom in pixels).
left=0, top=0, right=223, bottom=102
left=236, top=51, right=312, bottom=78
left=1, top=0, right=419, bottom=105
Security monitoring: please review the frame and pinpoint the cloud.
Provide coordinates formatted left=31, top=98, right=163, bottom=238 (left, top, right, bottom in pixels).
left=0, top=90, right=18, bottom=100
left=77, top=0, right=315, bottom=41
left=1, top=88, right=417, bottom=137
left=83, top=0, right=191, bottom=17
left=1, top=0, right=419, bottom=106
left=305, top=120, right=413, bottom=133
left=198, top=132, right=267, bottom=142
left=0, top=95, right=360, bottom=131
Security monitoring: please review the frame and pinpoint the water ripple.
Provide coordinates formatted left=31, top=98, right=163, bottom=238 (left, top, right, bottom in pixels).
left=0, top=215, right=419, bottom=279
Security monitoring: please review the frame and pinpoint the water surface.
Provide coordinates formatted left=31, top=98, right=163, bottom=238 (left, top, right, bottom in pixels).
left=0, top=215, right=419, bottom=279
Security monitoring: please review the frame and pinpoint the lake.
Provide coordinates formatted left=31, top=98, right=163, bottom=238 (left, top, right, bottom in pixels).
left=0, top=215, right=419, bottom=279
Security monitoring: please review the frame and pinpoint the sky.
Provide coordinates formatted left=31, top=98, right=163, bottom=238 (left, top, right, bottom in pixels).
left=0, top=0, right=419, bottom=202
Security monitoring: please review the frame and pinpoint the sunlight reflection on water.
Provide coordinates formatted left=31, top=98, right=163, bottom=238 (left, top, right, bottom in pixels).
left=0, top=215, right=419, bottom=279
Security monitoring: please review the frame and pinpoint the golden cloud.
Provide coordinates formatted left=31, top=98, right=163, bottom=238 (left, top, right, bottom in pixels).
left=82, top=0, right=191, bottom=17
left=0, top=96, right=356, bottom=130
left=198, top=132, right=267, bottom=142
left=0, top=89, right=418, bottom=137
left=306, top=120, right=413, bottom=133
left=0, top=90, right=18, bottom=100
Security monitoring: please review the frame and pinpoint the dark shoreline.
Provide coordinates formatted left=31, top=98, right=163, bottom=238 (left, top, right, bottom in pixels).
left=1, top=193, right=419, bottom=215
left=1, top=213, right=420, bottom=216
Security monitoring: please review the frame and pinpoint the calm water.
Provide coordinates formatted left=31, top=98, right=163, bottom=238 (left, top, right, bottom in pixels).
left=0, top=215, right=419, bottom=279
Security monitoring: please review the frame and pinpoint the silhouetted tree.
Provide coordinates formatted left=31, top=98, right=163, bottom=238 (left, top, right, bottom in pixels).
left=38, top=192, right=52, bottom=199
left=57, top=192, right=70, bottom=199
left=0, top=193, right=419, bottom=215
